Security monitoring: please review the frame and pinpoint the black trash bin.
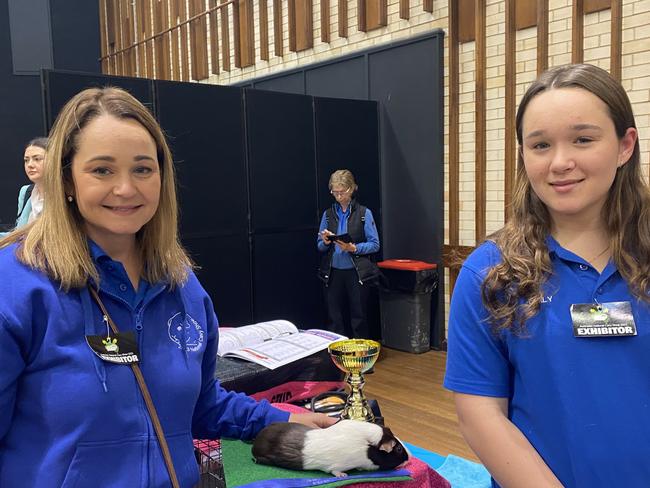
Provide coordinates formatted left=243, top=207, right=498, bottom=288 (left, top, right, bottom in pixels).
left=377, top=259, right=438, bottom=353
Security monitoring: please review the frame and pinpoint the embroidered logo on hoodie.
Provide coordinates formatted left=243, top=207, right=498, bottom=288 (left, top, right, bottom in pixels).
left=168, top=312, right=205, bottom=352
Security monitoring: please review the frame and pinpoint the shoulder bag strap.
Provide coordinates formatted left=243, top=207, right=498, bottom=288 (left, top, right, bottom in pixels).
left=88, top=286, right=181, bottom=488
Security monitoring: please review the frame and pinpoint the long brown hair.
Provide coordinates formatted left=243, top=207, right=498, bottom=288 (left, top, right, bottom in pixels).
left=482, top=63, right=649, bottom=332
left=1, top=87, right=192, bottom=289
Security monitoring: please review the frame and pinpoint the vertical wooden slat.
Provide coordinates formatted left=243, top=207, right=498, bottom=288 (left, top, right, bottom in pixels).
left=260, top=0, right=269, bottom=59
left=106, top=0, right=118, bottom=73
left=572, top=0, right=584, bottom=63
left=321, top=0, right=330, bottom=43
left=153, top=0, right=165, bottom=79
left=357, top=0, right=366, bottom=31
left=169, top=0, right=180, bottom=80
left=448, top=0, right=460, bottom=293
left=273, top=0, right=283, bottom=56
left=360, top=0, right=388, bottom=32
left=475, top=0, right=486, bottom=242
left=423, top=0, right=433, bottom=13
left=220, top=0, right=231, bottom=71
left=209, top=0, right=221, bottom=73
left=235, top=0, right=255, bottom=68
left=458, top=0, right=475, bottom=42
left=400, top=0, right=409, bottom=20
left=189, top=0, right=209, bottom=79
left=537, top=0, right=548, bottom=74
left=128, top=0, right=137, bottom=75
left=338, top=0, right=348, bottom=37
left=610, top=0, right=622, bottom=81
left=99, top=0, right=109, bottom=73
left=296, top=0, right=313, bottom=50
left=504, top=0, right=516, bottom=220
left=161, top=0, right=171, bottom=79
left=288, top=0, right=296, bottom=51
left=515, top=0, right=537, bottom=30
left=179, top=0, right=190, bottom=80
left=117, top=0, right=127, bottom=74
left=232, top=0, right=242, bottom=67
left=144, top=0, right=155, bottom=78
left=584, top=0, right=610, bottom=13
left=135, top=0, right=146, bottom=76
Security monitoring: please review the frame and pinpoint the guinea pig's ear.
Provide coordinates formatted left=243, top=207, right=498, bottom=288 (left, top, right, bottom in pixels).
left=379, top=438, right=396, bottom=452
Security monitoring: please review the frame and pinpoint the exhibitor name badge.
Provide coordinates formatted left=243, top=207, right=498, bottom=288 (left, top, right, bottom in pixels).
left=86, top=331, right=140, bottom=364
left=570, top=301, right=637, bottom=338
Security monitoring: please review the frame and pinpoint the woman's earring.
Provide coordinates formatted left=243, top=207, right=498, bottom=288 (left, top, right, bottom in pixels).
left=67, top=195, right=73, bottom=202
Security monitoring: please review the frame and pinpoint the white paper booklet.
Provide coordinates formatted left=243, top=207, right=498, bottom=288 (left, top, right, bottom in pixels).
left=217, top=319, right=347, bottom=370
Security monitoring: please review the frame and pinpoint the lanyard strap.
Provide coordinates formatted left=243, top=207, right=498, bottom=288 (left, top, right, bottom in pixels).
left=88, top=286, right=181, bottom=488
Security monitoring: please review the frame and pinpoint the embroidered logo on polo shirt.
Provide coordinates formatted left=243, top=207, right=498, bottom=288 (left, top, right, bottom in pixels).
left=168, top=312, right=205, bottom=352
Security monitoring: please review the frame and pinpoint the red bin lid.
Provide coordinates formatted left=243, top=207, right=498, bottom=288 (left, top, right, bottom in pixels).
left=377, top=259, right=437, bottom=271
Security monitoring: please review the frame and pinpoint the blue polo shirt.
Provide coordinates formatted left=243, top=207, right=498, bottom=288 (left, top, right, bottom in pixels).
left=444, top=237, right=650, bottom=487
left=316, top=204, right=380, bottom=269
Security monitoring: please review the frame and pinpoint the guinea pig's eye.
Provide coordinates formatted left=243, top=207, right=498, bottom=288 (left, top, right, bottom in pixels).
left=396, top=445, right=403, bottom=452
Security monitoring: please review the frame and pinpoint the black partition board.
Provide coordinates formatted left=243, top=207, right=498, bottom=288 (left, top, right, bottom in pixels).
left=252, top=230, right=325, bottom=329
left=314, top=97, right=381, bottom=222
left=245, top=89, right=317, bottom=231
left=42, top=70, right=153, bottom=130
left=155, top=81, right=248, bottom=236
left=182, top=234, right=252, bottom=326
left=305, top=57, right=367, bottom=99
left=252, top=72, right=304, bottom=94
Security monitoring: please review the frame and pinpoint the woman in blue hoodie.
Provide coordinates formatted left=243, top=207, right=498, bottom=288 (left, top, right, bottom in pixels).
left=0, top=87, right=335, bottom=488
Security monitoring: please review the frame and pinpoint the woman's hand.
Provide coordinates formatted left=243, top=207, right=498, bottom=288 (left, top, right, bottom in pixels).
left=320, top=229, right=334, bottom=244
left=288, top=412, right=338, bottom=429
left=335, top=241, right=357, bottom=253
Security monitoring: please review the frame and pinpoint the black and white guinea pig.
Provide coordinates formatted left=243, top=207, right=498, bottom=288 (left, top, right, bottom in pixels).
left=252, top=419, right=410, bottom=478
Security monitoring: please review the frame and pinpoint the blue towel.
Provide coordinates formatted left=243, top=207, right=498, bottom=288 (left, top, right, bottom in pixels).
left=435, top=454, right=491, bottom=488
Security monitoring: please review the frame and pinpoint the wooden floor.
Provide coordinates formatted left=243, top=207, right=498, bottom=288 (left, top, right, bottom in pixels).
left=363, top=347, right=478, bottom=461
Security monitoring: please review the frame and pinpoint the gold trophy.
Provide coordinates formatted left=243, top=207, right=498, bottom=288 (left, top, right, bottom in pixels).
left=328, top=339, right=380, bottom=422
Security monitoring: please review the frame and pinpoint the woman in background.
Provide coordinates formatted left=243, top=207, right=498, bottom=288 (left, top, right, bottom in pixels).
left=318, top=169, right=380, bottom=339
left=16, top=137, right=48, bottom=227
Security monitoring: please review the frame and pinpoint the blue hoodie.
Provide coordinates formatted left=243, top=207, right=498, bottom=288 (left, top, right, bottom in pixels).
left=0, top=242, right=289, bottom=487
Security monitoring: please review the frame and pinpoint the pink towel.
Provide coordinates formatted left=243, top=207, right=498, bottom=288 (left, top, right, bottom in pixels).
left=273, top=403, right=451, bottom=488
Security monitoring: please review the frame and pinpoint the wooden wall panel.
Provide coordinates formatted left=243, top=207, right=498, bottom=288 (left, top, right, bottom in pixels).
left=260, top=0, right=269, bottom=59
left=321, top=0, right=330, bottom=43
left=610, top=0, right=621, bottom=80
left=144, top=0, right=155, bottom=78
left=220, top=0, right=231, bottom=71
left=117, top=0, right=127, bottom=74
left=338, top=0, right=348, bottom=37
left=170, top=0, right=181, bottom=80
left=458, top=0, right=475, bottom=42
left=209, top=0, right=221, bottom=73
left=234, top=0, right=255, bottom=68
left=400, top=0, right=410, bottom=20
left=537, top=0, right=549, bottom=73
left=179, top=0, right=190, bottom=80
left=423, top=0, right=433, bottom=13
left=448, top=0, right=460, bottom=291
left=572, top=0, right=584, bottom=63
left=99, top=0, right=109, bottom=73
left=289, top=0, right=313, bottom=52
left=273, top=0, right=283, bottom=56
left=190, top=0, right=209, bottom=79
left=504, top=0, right=516, bottom=219
left=585, top=0, right=610, bottom=13
left=516, top=0, right=537, bottom=30
left=359, top=0, right=387, bottom=32
left=135, top=0, right=146, bottom=76
left=475, top=0, right=486, bottom=242
left=154, top=0, right=171, bottom=79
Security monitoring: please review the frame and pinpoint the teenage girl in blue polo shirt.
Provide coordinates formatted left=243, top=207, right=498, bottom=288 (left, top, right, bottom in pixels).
left=0, top=87, right=334, bottom=488
left=444, top=63, right=649, bottom=487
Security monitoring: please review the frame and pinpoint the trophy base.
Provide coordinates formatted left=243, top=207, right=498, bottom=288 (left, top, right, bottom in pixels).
left=340, top=398, right=383, bottom=424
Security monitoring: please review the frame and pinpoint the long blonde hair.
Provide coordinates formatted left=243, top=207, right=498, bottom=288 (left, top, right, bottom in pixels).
left=482, top=64, right=650, bottom=332
left=0, top=87, right=192, bottom=289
